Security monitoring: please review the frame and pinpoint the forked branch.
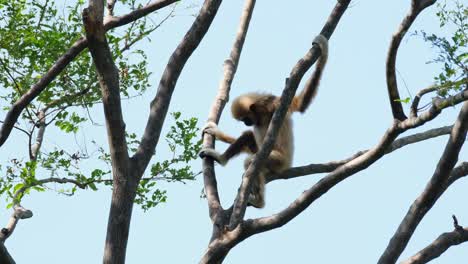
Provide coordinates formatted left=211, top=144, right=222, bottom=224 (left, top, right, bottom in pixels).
left=270, top=125, right=453, bottom=181
left=201, top=0, right=256, bottom=223
left=378, top=101, right=468, bottom=264
left=401, top=215, right=468, bottom=264
left=386, top=0, right=437, bottom=121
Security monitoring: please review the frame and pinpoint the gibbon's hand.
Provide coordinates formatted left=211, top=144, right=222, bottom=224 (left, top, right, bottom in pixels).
left=201, top=121, right=220, bottom=139
left=199, top=147, right=227, bottom=166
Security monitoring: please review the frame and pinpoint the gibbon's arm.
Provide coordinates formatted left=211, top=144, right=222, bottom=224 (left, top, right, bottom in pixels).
left=291, top=34, right=329, bottom=113
left=200, top=130, right=258, bottom=165
left=202, top=121, right=236, bottom=144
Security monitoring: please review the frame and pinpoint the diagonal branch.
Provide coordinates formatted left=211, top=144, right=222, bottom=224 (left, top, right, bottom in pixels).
left=0, top=0, right=178, bottom=148
left=270, top=125, right=453, bottom=181
left=132, top=0, right=222, bottom=178
left=386, top=0, right=437, bottom=121
left=244, top=90, right=468, bottom=240
left=228, top=0, right=352, bottom=230
left=201, top=0, right=256, bottom=223
left=378, top=101, right=468, bottom=264
left=401, top=215, right=468, bottom=264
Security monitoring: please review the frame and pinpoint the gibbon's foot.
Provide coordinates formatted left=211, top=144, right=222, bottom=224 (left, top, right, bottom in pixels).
left=199, top=148, right=227, bottom=166
left=201, top=121, right=219, bottom=138
left=247, top=193, right=265, bottom=208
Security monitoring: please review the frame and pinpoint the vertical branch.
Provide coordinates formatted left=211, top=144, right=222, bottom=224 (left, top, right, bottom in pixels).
left=83, top=1, right=133, bottom=263
left=378, top=101, right=468, bottom=264
left=132, top=0, right=222, bottom=176
left=385, top=0, right=437, bottom=121
left=202, top=0, right=256, bottom=223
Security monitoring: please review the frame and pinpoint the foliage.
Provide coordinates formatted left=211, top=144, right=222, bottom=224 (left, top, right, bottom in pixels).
left=0, top=112, right=202, bottom=210
left=0, top=0, right=200, bottom=211
left=416, top=0, right=467, bottom=96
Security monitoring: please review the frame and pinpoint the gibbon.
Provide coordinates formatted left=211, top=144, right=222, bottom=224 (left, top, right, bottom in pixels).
left=200, top=35, right=328, bottom=208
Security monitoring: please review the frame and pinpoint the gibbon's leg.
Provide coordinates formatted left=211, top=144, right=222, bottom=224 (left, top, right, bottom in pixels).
left=243, top=150, right=287, bottom=208
left=247, top=169, right=266, bottom=208
left=202, top=121, right=236, bottom=144
left=199, top=131, right=257, bottom=166
left=265, top=150, right=289, bottom=172
left=243, top=155, right=266, bottom=208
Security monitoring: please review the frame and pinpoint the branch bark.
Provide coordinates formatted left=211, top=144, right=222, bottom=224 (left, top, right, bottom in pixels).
left=0, top=0, right=178, bottom=148
left=385, top=0, right=437, bottom=121
left=378, top=101, right=468, bottom=264
left=401, top=216, right=468, bottom=264
left=83, top=1, right=133, bottom=263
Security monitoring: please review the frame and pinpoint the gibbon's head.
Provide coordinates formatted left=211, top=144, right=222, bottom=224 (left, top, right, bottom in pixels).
left=231, top=93, right=277, bottom=127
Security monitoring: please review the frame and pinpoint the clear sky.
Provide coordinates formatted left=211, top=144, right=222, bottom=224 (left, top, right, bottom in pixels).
left=1, top=0, right=467, bottom=263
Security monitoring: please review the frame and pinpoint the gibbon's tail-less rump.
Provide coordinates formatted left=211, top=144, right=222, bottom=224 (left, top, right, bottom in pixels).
left=200, top=35, right=329, bottom=208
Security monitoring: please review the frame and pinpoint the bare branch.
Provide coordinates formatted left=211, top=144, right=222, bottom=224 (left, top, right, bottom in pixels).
left=270, top=125, right=453, bottom=181
left=228, top=0, right=352, bottom=231
left=378, top=101, right=468, bottom=264
left=386, top=0, right=437, bottom=121
left=201, top=0, right=256, bottom=226
left=0, top=0, right=178, bottom=148
left=132, top=0, right=222, bottom=177
left=410, top=78, right=468, bottom=118
left=401, top=218, right=468, bottom=264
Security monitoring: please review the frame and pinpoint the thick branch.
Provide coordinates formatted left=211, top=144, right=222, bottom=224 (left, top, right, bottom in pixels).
left=402, top=218, right=468, bottom=264
left=270, top=125, right=453, bottom=181
left=0, top=0, right=178, bottom=148
left=132, top=0, right=222, bottom=177
left=201, top=0, right=256, bottom=225
left=228, top=0, right=352, bottom=231
left=385, top=0, right=437, bottom=121
left=83, top=0, right=130, bottom=176
left=378, top=101, right=468, bottom=264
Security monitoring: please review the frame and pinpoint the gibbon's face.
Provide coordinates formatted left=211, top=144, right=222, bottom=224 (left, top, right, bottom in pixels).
left=241, top=115, right=255, bottom=126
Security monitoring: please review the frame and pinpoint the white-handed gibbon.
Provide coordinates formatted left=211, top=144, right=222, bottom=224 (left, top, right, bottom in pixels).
left=200, top=35, right=328, bottom=208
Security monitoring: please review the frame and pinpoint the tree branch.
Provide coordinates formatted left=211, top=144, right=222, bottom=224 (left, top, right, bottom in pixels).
left=401, top=216, right=468, bottom=264
left=378, top=101, right=468, bottom=264
left=201, top=0, right=256, bottom=227
left=0, top=0, right=178, bottom=148
left=269, top=125, right=453, bottom=181
left=83, top=0, right=130, bottom=175
left=132, top=0, right=222, bottom=177
left=386, top=0, right=437, bottom=121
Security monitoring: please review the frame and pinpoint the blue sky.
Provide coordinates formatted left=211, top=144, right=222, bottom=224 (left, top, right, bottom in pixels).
left=1, top=0, right=467, bottom=263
